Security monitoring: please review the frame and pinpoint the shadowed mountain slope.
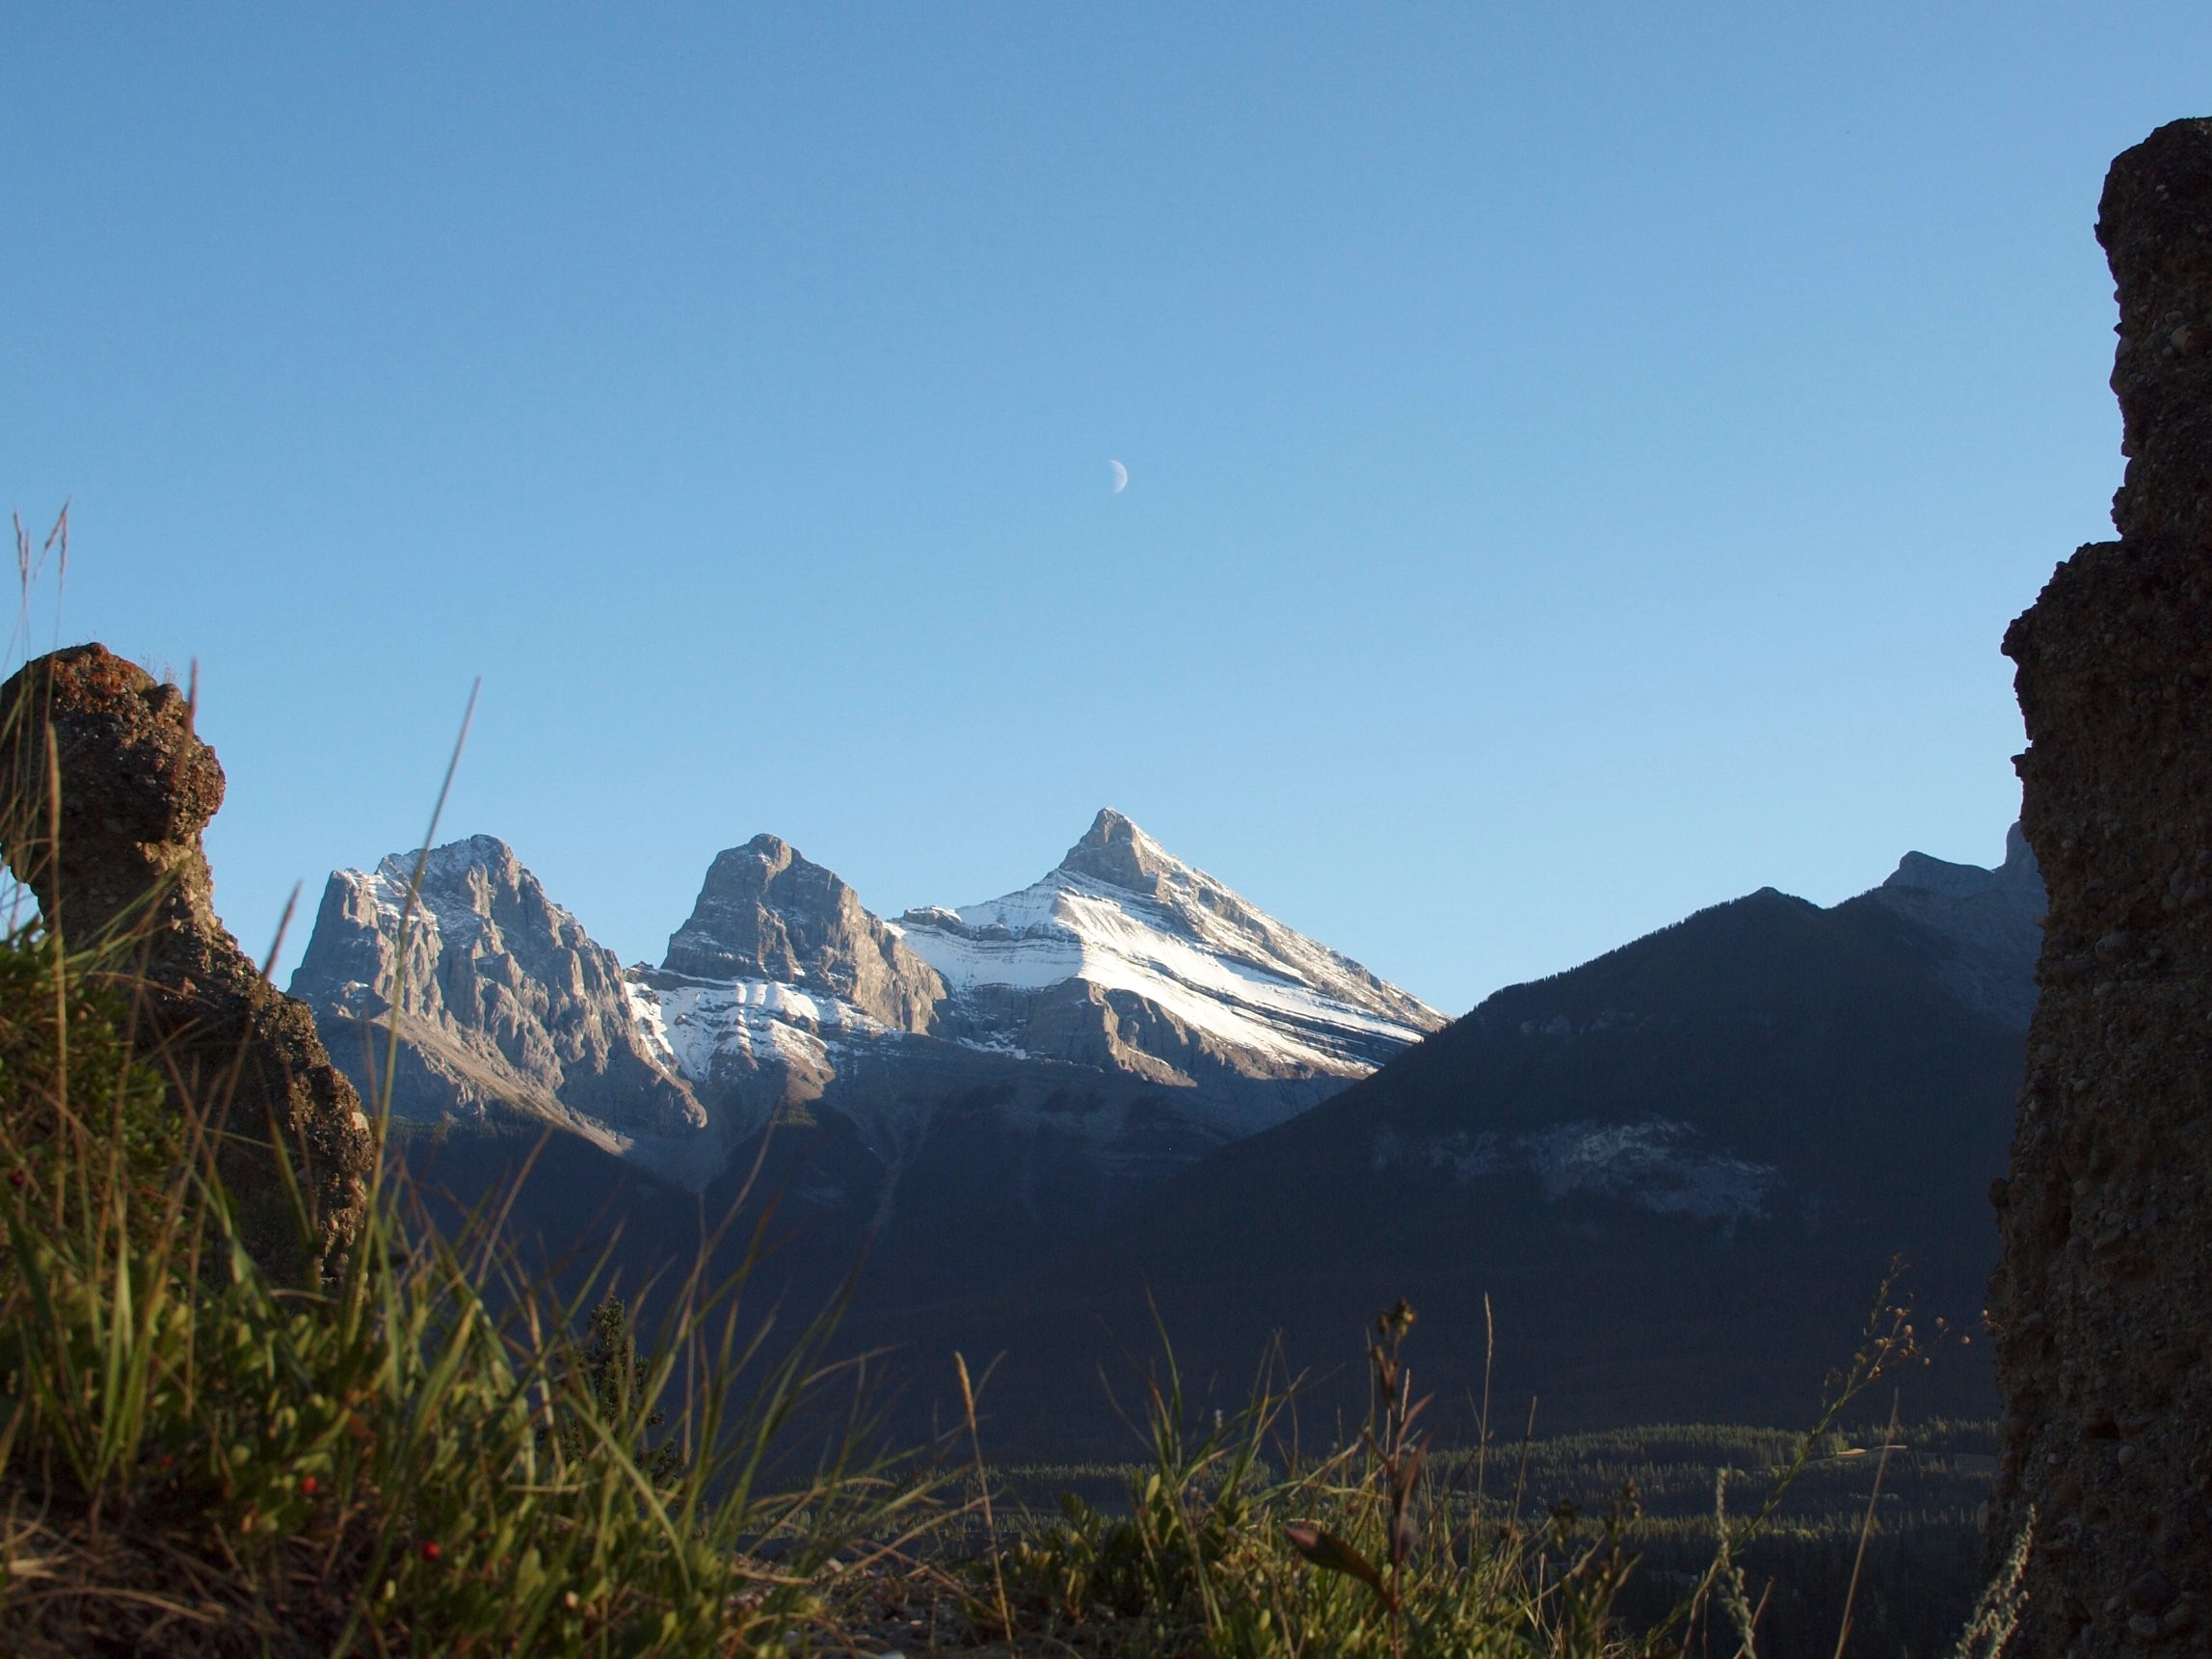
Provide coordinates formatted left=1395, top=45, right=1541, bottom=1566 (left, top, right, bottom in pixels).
left=306, top=821, right=2033, bottom=1458
left=849, top=842, right=2037, bottom=1456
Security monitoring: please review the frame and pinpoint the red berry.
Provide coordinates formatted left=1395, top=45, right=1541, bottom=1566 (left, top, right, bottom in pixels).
left=8, top=1171, right=23, bottom=1190
left=421, top=1541, right=441, bottom=1563
left=300, top=1475, right=318, bottom=1495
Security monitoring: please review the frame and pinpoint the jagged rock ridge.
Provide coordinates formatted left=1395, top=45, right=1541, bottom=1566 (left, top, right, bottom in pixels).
left=290, top=835, right=719, bottom=1185
left=293, top=812, right=1442, bottom=1195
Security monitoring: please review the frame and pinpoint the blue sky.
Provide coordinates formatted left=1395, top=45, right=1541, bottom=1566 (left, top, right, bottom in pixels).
left=3, top=6, right=2205, bottom=1013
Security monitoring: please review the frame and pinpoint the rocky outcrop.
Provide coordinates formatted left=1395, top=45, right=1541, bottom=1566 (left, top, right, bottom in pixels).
left=289, top=836, right=718, bottom=1186
left=0, top=644, right=373, bottom=1280
left=1859, top=823, right=2046, bottom=1030
left=662, top=834, right=945, bottom=1032
left=1987, top=119, right=2212, bottom=1656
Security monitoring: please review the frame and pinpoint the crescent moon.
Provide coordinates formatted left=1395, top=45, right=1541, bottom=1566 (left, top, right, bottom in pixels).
left=1109, top=459, right=1129, bottom=494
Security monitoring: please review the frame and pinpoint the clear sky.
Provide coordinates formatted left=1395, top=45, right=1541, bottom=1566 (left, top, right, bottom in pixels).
left=4, top=6, right=2207, bottom=1014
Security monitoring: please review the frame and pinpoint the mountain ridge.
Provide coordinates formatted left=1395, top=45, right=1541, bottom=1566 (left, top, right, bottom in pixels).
left=832, top=830, right=2042, bottom=1452
left=297, top=815, right=2043, bottom=1454
left=289, top=834, right=716, bottom=1182
left=290, top=810, right=1439, bottom=1196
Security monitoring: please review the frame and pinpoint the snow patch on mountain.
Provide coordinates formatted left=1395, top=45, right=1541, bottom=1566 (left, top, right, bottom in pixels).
left=626, top=975, right=888, bottom=1084
left=1522, top=1121, right=1778, bottom=1221
left=1371, top=1118, right=1778, bottom=1223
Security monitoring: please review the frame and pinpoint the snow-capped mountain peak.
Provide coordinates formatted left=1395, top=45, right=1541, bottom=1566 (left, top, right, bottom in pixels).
left=1056, top=807, right=1184, bottom=896
left=892, top=809, right=1444, bottom=1082
left=290, top=815, right=1446, bottom=1193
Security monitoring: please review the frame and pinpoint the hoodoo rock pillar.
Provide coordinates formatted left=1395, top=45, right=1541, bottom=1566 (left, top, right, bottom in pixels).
left=1989, top=118, right=2212, bottom=1655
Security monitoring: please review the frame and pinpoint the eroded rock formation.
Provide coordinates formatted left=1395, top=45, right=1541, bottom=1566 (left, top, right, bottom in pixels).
left=1988, top=119, right=2212, bottom=1653
left=0, top=644, right=373, bottom=1280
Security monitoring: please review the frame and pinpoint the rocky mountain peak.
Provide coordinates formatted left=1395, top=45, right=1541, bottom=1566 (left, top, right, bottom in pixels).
left=662, top=833, right=944, bottom=1032
left=1854, top=821, right=2046, bottom=1030
left=403, top=832, right=522, bottom=886
left=374, top=834, right=525, bottom=937
left=1879, top=821, right=2045, bottom=911
left=1056, top=808, right=1182, bottom=896
left=287, top=835, right=712, bottom=1182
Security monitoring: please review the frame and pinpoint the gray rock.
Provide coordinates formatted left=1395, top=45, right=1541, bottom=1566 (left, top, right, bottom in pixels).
left=1861, top=821, right=2048, bottom=1028
left=290, top=835, right=718, bottom=1185
left=661, top=834, right=944, bottom=1032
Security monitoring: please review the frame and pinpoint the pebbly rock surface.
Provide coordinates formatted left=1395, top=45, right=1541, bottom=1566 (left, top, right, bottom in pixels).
left=1987, top=118, right=2212, bottom=1656
left=289, top=836, right=717, bottom=1186
left=0, top=644, right=373, bottom=1280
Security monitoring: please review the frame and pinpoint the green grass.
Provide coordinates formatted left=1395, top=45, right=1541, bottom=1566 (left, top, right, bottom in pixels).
left=827, top=1280, right=1988, bottom=1659
left=0, top=911, right=941, bottom=1656
left=982, top=1418, right=2000, bottom=1659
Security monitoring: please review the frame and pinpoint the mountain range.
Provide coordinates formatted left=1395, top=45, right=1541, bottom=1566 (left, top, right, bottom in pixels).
left=289, top=813, right=2040, bottom=1453
left=909, top=826, right=2044, bottom=1450
left=291, top=809, right=1443, bottom=1298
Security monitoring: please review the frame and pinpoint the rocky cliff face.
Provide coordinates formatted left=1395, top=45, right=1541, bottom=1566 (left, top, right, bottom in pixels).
left=661, top=834, right=944, bottom=1032
left=1860, top=822, right=2046, bottom=1030
left=289, top=836, right=718, bottom=1185
left=1987, top=118, right=2212, bottom=1656
left=0, top=644, right=373, bottom=1281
